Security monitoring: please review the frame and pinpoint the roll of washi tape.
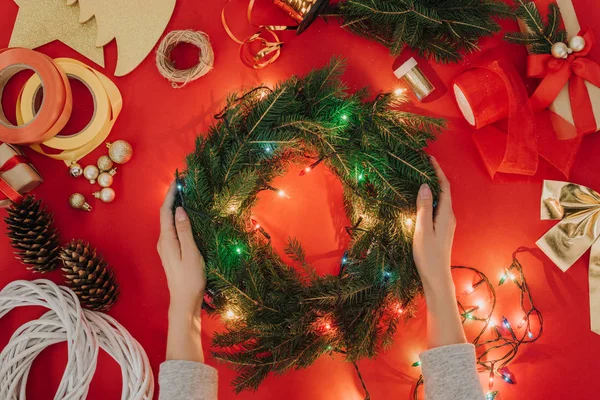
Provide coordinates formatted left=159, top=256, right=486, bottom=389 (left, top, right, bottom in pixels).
left=18, top=58, right=122, bottom=166
left=0, top=48, right=72, bottom=144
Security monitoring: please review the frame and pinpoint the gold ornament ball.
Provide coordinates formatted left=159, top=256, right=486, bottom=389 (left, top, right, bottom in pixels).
left=69, top=193, right=92, bottom=211
left=97, top=155, right=114, bottom=172
left=69, top=162, right=83, bottom=178
left=83, top=165, right=100, bottom=183
left=107, top=140, right=133, bottom=164
left=93, top=188, right=116, bottom=203
left=568, top=35, right=586, bottom=53
left=551, top=42, right=569, bottom=59
left=97, top=172, right=114, bottom=188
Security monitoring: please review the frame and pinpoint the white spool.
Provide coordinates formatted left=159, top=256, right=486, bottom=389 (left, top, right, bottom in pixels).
left=0, top=280, right=154, bottom=400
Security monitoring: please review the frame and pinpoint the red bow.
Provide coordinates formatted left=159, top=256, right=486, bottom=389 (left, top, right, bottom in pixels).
left=0, top=154, right=29, bottom=204
left=528, top=29, right=600, bottom=139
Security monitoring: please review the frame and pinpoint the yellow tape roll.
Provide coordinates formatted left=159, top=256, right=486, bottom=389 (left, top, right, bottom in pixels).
left=17, top=58, right=122, bottom=166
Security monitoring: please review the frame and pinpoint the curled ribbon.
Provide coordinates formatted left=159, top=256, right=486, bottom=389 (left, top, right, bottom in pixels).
left=529, top=29, right=600, bottom=138
left=536, top=180, right=600, bottom=335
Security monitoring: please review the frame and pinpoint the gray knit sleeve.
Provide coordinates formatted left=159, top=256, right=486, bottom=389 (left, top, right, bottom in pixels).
left=419, top=343, right=485, bottom=400
left=158, top=360, right=218, bottom=400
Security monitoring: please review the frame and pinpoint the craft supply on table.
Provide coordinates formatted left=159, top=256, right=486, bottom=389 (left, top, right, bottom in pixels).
left=19, top=58, right=122, bottom=166
left=536, top=180, right=600, bottom=335
left=0, top=48, right=72, bottom=145
left=107, top=140, right=133, bottom=164
left=516, top=0, right=600, bottom=139
left=4, top=196, right=60, bottom=273
left=0, top=143, right=43, bottom=208
left=393, top=57, right=434, bottom=101
left=9, top=0, right=104, bottom=67
left=60, top=240, right=119, bottom=311
left=156, top=30, right=215, bottom=88
left=452, top=56, right=581, bottom=179
left=69, top=192, right=92, bottom=211
left=271, top=0, right=328, bottom=34
left=9, top=0, right=175, bottom=76
left=0, top=280, right=153, bottom=399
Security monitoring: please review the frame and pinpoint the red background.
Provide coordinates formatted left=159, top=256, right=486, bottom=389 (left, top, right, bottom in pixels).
left=1, top=0, right=600, bottom=399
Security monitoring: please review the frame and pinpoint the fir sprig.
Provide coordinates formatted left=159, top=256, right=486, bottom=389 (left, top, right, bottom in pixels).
left=176, top=57, right=443, bottom=394
left=504, top=0, right=567, bottom=54
left=324, top=0, right=514, bottom=63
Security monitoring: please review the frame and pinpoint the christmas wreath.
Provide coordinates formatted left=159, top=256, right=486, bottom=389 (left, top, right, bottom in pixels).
left=175, top=58, right=443, bottom=393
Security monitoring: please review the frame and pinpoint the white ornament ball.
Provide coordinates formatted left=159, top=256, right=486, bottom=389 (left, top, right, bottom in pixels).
left=107, top=140, right=133, bottom=164
left=97, top=172, right=114, bottom=188
left=94, top=188, right=116, bottom=203
left=568, top=35, right=586, bottom=53
left=83, top=165, right=100, bottom=184
left=69, top=162, right=83, bottom=178
left=551, top=42, right=569, bottom=59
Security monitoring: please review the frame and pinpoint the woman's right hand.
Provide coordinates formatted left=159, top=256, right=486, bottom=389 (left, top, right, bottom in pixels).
left=412, top=157, right=457, bottom=294
left=412, top=157, right=465, bottom=349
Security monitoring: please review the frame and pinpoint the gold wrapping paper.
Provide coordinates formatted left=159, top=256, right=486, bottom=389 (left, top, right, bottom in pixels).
left=536, top=180, right=600, bottom=334
left=520, top=0, right=600, bottom=133
left=0, top=143, right=43, bottom=208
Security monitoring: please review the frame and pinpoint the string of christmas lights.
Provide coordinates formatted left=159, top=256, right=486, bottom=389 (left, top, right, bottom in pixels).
left=412, top=251, right=543, bottom=400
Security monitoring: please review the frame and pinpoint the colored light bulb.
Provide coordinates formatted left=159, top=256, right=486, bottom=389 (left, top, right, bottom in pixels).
left=177, top=184, right=183, bottom=191
left=235, top=246, right=242, bottom=254
left=502, top=316, right=511, bottom=330
left=394, top=88, right=406, bottom=96
left=499, top=367, right=515, bottom=384
left=341, top=114, right=348, bottom=121
left=404, top=217, right=414, bottom=227
left=486, top=391, right=498, bottom=400
left=412, top=360, right=421, bottom=367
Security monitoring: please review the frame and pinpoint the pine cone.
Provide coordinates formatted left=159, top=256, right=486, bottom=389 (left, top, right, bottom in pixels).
left=5, top=196, right=61, bottom=273
left=60, top=240, right=119, bottom=311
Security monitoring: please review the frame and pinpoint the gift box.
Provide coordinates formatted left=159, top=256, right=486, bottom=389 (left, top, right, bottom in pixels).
left=0, top=143, right=43, bottom=208
left=520, top=0, right=600, bottom=139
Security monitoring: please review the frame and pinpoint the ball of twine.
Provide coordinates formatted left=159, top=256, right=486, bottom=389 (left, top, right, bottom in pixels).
left=156, top=30, right=214, bottom=89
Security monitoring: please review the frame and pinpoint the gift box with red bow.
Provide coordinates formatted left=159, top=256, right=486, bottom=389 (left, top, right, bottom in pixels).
left=520, top=0, right=600, bottom=140
left=0, top=143, right=43, bottom=208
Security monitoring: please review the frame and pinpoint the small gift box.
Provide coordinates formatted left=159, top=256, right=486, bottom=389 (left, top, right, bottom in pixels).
left=0, top=143, right=43, bottom=208
left=520, top=0, right=600, bottom=139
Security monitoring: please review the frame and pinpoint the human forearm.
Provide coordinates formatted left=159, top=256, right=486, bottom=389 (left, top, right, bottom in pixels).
left=167, top=305, right=205, bottom=363
left=423, top=275, right=466, bottom=349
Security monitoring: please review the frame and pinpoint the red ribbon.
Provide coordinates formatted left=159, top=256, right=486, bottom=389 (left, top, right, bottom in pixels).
left=454, top=56, right=582, bottom=178
left=0, top=154, right=29, bottom=204
left=529, top=29, right=600, bottom=139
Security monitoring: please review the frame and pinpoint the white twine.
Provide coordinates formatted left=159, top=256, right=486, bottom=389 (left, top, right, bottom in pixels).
left=0, top=280, right=154, bottom=400
left=156, top=30, right=215, bottom=89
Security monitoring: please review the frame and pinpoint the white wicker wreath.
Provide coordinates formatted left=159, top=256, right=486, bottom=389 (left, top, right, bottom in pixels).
left=0, top=280, right=154, bottom=400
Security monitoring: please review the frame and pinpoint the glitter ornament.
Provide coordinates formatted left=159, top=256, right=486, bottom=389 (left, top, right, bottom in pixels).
left=551, top=42, right=569, bottom=59
left=107, top=140, right=133, bottom=164
left=69, top=162, right=83, bottom=178
left=568, top=35, right=586, bottom=53
left=69, top=193, right=92, bottom=211
left=83, top=165, right=100, bottom=184
left=97, top=155, right=114, bottom=172
left=93, top=188, right=116, bottom=203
